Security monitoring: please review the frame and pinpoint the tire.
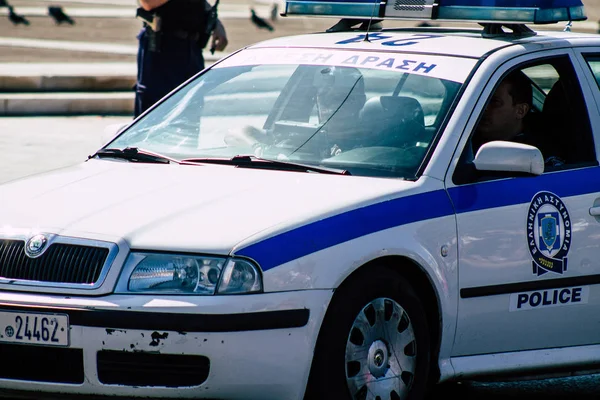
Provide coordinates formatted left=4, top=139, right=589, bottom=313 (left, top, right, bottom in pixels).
left=305, top=267, right=431, bottom=400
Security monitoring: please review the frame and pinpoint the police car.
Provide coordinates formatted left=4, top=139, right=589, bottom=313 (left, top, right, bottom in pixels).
left=0, top=0, right=599, bottom=399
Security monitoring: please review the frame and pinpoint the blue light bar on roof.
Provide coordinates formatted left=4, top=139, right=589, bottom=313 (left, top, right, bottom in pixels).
left=284, top=0, right=586, bottom=24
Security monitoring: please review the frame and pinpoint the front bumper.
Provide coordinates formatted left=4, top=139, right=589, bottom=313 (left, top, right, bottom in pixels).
left=0, top=289, right=333, bottom=400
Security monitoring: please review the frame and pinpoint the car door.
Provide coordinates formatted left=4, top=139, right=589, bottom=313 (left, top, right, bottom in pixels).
left=447, top=49, right=600, bottom=357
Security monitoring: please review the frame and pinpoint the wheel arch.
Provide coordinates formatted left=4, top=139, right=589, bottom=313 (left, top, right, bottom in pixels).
left=305, top=254, right=443, bottom=399
left=350, top=256, right=442, bottom=382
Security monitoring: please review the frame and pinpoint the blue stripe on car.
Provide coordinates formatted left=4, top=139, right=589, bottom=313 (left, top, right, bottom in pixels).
left=238, top=166, right=600, bottom=271
left=237, top=190, right=454, bottom=271
left=448, top=166, right=600, bottom=213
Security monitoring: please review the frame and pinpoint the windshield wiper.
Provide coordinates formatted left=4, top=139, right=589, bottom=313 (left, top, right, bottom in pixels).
left=181, top=155, right=350, bottom=175
left=90, top=147, right=179, bottom=164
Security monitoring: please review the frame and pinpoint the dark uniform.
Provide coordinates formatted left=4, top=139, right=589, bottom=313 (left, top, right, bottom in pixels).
left=134, top=0, right=209, bottom=117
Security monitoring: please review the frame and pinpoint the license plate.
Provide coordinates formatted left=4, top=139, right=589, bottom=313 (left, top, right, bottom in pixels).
left=0, top=311, right=69, bottom=346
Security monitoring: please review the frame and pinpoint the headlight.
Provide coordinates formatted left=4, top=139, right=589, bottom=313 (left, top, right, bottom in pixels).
left=117, top=252, right=262, bottom=295
left=217, top=258, right=262, bottom=294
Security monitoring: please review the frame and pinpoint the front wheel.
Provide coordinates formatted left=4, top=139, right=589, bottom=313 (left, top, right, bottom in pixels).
left=306, top=267, right=431, bottom=400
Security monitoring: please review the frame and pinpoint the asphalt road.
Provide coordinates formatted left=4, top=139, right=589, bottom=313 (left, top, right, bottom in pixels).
left=428, top=376, right=600, bottom=399
left=0, top=116, right=130, bottom=184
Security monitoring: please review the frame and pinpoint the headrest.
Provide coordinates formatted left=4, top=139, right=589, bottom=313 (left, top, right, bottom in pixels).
left=360, top=96, right=425, bottom=126
left=542, top=79, right=567, bottom=115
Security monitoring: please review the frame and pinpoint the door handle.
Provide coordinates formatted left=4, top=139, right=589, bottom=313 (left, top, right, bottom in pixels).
left=589, top=206, right=600, bottom=216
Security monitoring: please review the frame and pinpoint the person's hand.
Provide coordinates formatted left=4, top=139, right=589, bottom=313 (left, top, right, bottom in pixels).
left=211, top=19, right=228, bottom=52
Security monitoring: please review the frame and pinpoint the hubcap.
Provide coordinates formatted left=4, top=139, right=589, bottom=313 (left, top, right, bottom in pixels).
left=368, top=340, right=388, bottom=377
left=345, top=297, right=417, bottom=400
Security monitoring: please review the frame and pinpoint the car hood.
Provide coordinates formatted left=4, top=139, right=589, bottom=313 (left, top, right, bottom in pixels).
left=0, top=160, right=416, bottom=255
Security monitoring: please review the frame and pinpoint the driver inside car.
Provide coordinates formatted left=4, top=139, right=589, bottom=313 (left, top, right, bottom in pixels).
left=224, top=66, right=366, bottom=160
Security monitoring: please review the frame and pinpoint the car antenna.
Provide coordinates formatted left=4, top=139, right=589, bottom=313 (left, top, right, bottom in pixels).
left=362, top=0, right=379, bottom=42
left=564, top=6, right=573, bottom=32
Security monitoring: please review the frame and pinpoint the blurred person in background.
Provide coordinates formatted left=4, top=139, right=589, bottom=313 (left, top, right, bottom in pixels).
left=134, top=0, right=228, bottom=117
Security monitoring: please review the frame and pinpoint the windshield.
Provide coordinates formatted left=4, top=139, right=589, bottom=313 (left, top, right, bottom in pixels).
left=109, top=48, right=470, bottom=178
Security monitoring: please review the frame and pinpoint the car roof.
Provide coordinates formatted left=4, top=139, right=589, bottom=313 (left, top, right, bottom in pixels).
left=247, top=24, right=600, bottom=59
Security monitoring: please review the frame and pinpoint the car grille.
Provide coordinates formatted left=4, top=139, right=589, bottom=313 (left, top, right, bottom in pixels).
left=0, top=343, right=84, bottom=383
left=0, top=239, right=109, bottom=285
left=97, top=350, right=210, bottom=387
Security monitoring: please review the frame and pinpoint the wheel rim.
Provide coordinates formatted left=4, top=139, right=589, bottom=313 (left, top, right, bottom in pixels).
left=345, top=297, right=417, bottom=400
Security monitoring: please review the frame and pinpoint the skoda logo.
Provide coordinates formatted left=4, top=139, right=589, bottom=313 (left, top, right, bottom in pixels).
left=24, top=234, right=48, bottom=258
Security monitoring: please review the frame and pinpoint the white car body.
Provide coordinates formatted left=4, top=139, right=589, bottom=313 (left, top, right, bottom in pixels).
left=1, top=6, right=600, bottom=399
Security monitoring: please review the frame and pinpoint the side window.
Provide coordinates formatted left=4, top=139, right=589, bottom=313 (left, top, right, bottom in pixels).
left=583, top=55, right=600, bottom=89
left=521, top=64, right=559, bottom=111
left=525, top=58, right=596, bottom=169
left=453, top=55, right=597, bottom=185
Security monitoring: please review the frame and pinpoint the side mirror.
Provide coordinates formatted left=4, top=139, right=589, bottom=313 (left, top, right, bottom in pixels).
left=474, top=140, right=544, bottom=176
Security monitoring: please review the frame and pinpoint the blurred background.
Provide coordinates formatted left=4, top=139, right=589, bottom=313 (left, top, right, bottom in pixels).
left=0, top=0, right=336, bottom=64
left=0, top=0, right=598, bottom=64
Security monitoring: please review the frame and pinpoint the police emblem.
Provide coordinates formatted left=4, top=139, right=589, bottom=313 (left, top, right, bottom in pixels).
left=527, top=191, right=571, bottom=276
